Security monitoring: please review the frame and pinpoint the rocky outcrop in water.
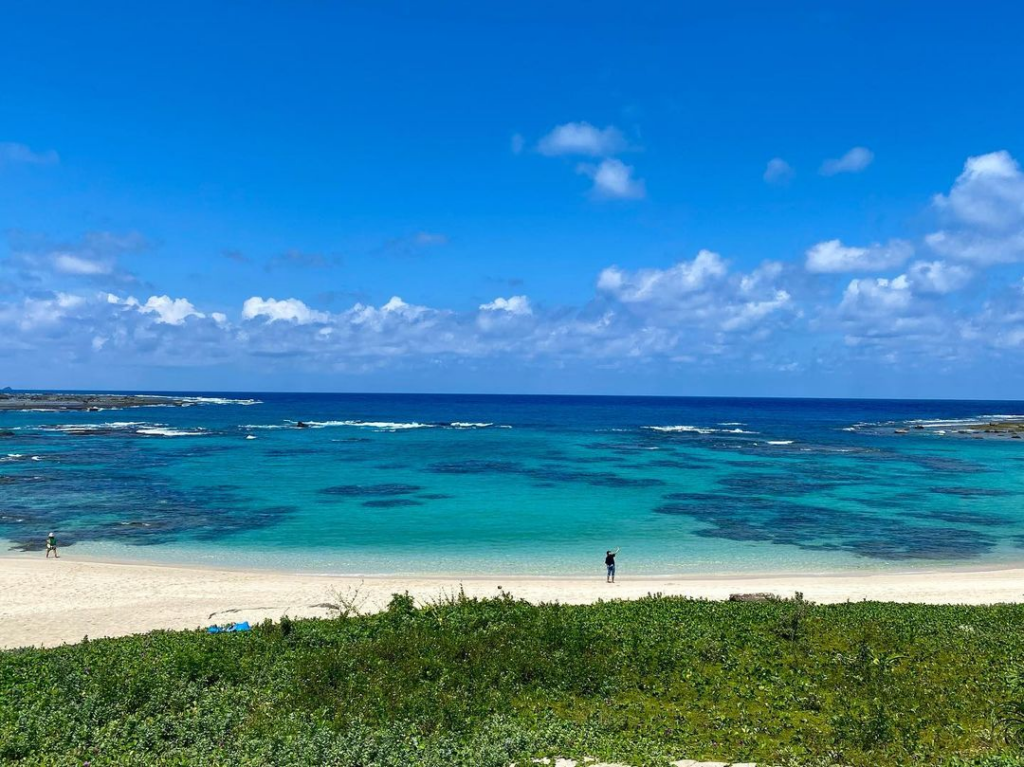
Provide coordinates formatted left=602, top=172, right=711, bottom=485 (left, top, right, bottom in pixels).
left=0, top=393, right=192, bottom=412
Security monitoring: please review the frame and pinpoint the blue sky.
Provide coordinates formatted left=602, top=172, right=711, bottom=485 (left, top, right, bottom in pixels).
left=3, top=1, right=1024, bottom=397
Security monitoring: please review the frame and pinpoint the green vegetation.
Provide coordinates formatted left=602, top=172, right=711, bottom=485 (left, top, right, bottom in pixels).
left=3, top=593, right=1024, bottom=766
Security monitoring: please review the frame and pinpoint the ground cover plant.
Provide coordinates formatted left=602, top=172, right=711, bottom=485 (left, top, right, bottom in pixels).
left=2, top=593, right=1024, bottom=766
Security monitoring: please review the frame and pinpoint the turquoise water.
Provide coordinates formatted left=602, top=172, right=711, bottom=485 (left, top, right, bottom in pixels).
left=2, top=393, right=1023, bottom=575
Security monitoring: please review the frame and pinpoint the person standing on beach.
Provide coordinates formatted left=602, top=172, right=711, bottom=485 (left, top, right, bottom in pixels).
left=605, top=548, right=618, bottom=583
left=45, top=532, right=59, bottom=558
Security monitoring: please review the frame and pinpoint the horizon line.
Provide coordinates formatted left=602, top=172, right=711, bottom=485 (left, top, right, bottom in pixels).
left=7, top=387, right=1024, bottom=404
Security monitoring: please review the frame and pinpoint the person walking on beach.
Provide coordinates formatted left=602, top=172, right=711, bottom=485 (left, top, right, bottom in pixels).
left=605, top=548, right=619, bottom=583
left=45, top=532, right=59, bottom=558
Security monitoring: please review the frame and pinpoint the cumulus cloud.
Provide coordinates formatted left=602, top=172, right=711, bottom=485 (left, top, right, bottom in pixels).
left=763, top=157, right=794, bottom=184
left=834, top=281, right=948, bottom=361
left=0, top=292, right=85, bottom=332
left=905, top=260, right=972, bottom=294
left=140, top=295, right=204, bottom=325
left=480, top=296, right=532, bottom=315
left=840, top=276, right=913, bottom=315
left=933, top=150, right=1024, bottom=228
left=926, top=150, right=1024, bottom=264
left=577, top=159, right=646, bottom=200
left=0, top=142, right=59, bottom=166
left=242, top=297, right=329, bottom=324
left=820, top=147, right=874, bottom=176
left=534, top=121, right=646, bottom=201
left=599, top=250, right=728, bottom=304
left=510, top=133, right=525, bottom=154
left=536, top=122, right=627, bottom=157
left=596, top=251, right=795, bottom=343
left=805, top=239, right=913, bottom=273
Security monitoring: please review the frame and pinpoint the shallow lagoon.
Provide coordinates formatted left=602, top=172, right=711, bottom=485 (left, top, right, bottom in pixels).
left=2, top=392, right=1023, bottom=575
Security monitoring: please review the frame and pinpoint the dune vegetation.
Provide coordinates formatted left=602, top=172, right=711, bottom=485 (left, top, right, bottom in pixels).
left=2, top=592, right=1024, bottom=766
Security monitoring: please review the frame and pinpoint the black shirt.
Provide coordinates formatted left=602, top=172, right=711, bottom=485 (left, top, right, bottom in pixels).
left=605, top=553, right=616, bottom=566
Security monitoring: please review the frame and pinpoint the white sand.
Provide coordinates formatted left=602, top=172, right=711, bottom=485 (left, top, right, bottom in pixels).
left=3, top=555, right=1023, bottom=649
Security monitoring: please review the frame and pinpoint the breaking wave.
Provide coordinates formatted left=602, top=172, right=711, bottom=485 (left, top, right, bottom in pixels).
left=34, top=422, right=206, bottom=437
left=644, top=425, right=758, bottom=435
left=243, top=420, right=508, bottom=432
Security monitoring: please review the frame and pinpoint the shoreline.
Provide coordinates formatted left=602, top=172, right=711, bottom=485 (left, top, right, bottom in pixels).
left=8, top=547, right=1024, bottom=580
left=4, top=555, right=1024, bottom=650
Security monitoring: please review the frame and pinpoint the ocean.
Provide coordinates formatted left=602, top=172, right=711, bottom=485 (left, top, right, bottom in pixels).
left=2, top=392, right=1023, bottom=576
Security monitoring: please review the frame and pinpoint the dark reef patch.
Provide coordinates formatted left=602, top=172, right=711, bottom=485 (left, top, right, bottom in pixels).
left=662, top=492, right=730, bottom=503
left=929, top=486, right=1013, bottom=498
left=320, top=483, right=423, bottom=497
left=907, top=510, right=1010, bottom=527
left=868, top=452, right=991, bottom=475
left=429, top=460, right=523, bottom=475
left=717, top=473, right=840, bottom=496
left=653, top=493, right=997, bottom=561
left=417, top=493, right=453, bottom=500
left=2, top=477, right=297, bottom=551
left=722, top=460, right=779, bottom=470
left=0, top=423, right=298, bottom=551
left=647, top=459, right=707, bottom=470
left=568, top=455, right=627, bottom=464
left=427, top=459, right=664, bottom=488
left=362, top=498, right=424, bottom=508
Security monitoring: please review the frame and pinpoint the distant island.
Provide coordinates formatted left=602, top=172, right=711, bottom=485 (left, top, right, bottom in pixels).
left=0, top=392, right=197, bottom=412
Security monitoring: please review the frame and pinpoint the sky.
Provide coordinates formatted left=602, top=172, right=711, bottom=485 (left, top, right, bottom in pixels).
left=2, top=1, right=1024, bottom=398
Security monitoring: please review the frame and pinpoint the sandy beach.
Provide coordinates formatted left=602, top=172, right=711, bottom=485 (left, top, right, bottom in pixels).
left=3, top=555, right=1023, bottom=650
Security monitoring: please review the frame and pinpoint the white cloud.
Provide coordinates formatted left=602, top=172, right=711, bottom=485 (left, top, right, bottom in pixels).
left=536, top=122, right=627, bottom=157
left=53, top=252, right=113, bottom=276
left=242, top=296, right=328, bottom=324
left=510, top=133, right=525, bottom=154
left=480, top=295, right=532, bottom=315
left=596, top=251, right=795, bottom=340
left=140, top=295, right=204, bottom=325
left=599, top=250, right=728, bottom=303
left=840, top=276, right=912, bottom=314
left=763, top=157, right=794, bottom=184
left=805, top=239, right=913, bottom=273
left=6, top=230, right=148, bottom=282
left=820, top=146, right=874, bottom=176
left=927, top=150, right=1024, bottom=264
left=925, top=230, right=1024, bottom=264
left=905, top=260, right=972, bottom=294
left=721, top=290, right=792, bottom=331
left=933, top=150, right=1024, bottom=229
left=0, top=142, right=59, bottom=166
left=577, top=158, right=646, bottom=200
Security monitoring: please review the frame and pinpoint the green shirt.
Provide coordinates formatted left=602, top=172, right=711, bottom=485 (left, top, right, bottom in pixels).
left=46, top=536, right=56, bottom=548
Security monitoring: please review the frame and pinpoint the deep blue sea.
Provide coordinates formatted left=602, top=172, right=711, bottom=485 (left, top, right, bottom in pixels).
left=2, top=393, right=1023, bottom=575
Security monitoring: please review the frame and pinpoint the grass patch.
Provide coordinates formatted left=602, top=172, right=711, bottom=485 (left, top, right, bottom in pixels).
left=3, top=593, right=1024, bottom=765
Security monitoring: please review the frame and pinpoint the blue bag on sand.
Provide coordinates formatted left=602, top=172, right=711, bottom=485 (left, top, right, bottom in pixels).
left=207, top=621, right=251, bottom=634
